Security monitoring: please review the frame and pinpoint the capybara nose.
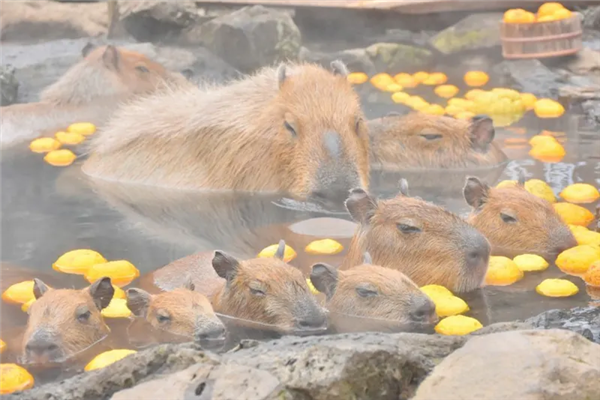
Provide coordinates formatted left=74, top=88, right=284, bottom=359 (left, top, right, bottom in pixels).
left=25, top=338, right=60, bottom=358
left=296, top=313, right=327, bottom=330
left=409, top=298, right=437, bottom=325
left=464, top=230, right=491, bottom=271
left=196, top=324, right=226, bottom=340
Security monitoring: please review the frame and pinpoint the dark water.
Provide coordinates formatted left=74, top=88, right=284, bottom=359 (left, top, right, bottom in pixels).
left=1, top=98, right=599, bottom=384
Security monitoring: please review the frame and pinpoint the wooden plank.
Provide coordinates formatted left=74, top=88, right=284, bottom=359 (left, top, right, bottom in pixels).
left=198, top=0, right=600, bottom=14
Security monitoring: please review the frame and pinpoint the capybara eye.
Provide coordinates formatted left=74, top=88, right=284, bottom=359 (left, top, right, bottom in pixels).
left=397, top=223, right=422, bottom=234
left=420, top=134, right=443, bottom=141
left=355, top=286, right=378, bottom=298
left=250, top=287, right=266, bottom=296
left=284, top=121, right=296, bottom=137
left=135, top=65, right=150, bottom=73
left=77, top=310, right=91, bottom=323
left=500, top=212, right=518, bottom=224
left=156, top=313, right=171, bottom=324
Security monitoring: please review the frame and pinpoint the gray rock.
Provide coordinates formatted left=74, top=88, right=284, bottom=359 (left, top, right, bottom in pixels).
left=413, top=329, right=600, bottom=400
left=582, top=99, right=600, bottom=127
left=526, top=306, right=600, bottom=344
left=561, top=48, right=600, bottom=84
left=429, top=13, right=502, bottom=55
left=298, top=47, right=376, bottom=75
left=0, top=65, right=19, bottom=106
left=366, top=42, right=434, bottom=72
left=493, top=59, right=567, bottom=98
left=186, top=5, right=301, bottom=73
left=583, top=5, right=600, bottom=30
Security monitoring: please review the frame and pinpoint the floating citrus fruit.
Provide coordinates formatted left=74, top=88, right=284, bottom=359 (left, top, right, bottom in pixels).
left=520, top=93, right=538, bottom=110
left=383, top=83, right=404, bottom=93
left=53, top=249, right=107, bottom=274
left=538, top=2, right=565, bottom=17
left=0, top=364, right=34, bottom=394
left=55, top=131, right=85, bottom=145
left=422, top=104, right=445, bottom=115
left=0, top=340, right=6, bottom=354
left=370, top=73, right=395, bottom=91
left=347, top=72, right=368, bottom=85
left=536, top=278, right=579, bottom=297
left=44, top=149, right=77, bottom=167
left=434, top=84, right=460, bottom=99
left=529, top=135, right=558, bottom=147
left=584, top=261, right=600, bottom=287
left=534, top=99, right=565, bottom=118
left=305, top=239, right=344, bottom=255
left=513, top=254, right=549, bottom=272
left=29, top=137, right=61, bottom=153
left=560, top=183, right=600, bottom=204
left=433, top=295, right=470, bottom=317
left=112, top=285, right=126, bottom=299
left=84, top=260, right=140, bottom=287
left=553, top=8, right=572, bottom=20
left=556, top=245, right=600, bottom=275
left=529, top=141, right=566, bottom=162
left=554, top=203, right=595, bottom=226
left=435, top=315, right=483, bottom=336
left=420, top=284, right=453, bottom=299
left=391, top=92, right=410, bottom=104
left=485, top=256, right=524, bottom=286
left=84, top=349, right=137, bottom=372
left=464, top=71, right=489, bottom=87
left=496, top=180, right=518, bottom=189
left=504, top=8, right=536, bottom=23
left=306, top=279, right=319, bottom=295
left=455, top=111, right=476, bottom=120
left=524, top=179, right=556, bottom=203
left=464, top=89, right=486, bottom=100
left=429, top=72, right=448, bottom=85
left=67, top=122, right=96, bottom=136
left=21, top=299, right=35, bottom=313
left=412, top=71, right=429, bottom=83
left=258, top=243, right=297, bottom=263
left=101, top=298, right=131, bottom=319
left=394, top=73, right=418, bottom=88
left=2, top=281, right=35, bottom=305
left=569, top=225, right=600, bottom=246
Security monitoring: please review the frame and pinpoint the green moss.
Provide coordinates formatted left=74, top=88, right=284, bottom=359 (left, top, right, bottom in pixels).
left=432, top=30, right=495, bottom=53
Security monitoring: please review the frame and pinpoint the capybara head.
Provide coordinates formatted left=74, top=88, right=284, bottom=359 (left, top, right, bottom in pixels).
left=369, top=113, right=507, bottom=170
left=274, top=61, right=370, bottom=201
left=464, top=176, right=577, bottom=261
left=211, top=240, right=328, bottom=333
left=22, top=277, right=113, bottom=364
left=40, top=43, right=187, bottom=106
left=310, top=254, right=438, bottom=333
left=126, top=281, right=226, bottom=345
left=343, top=180, right=491, bottom=293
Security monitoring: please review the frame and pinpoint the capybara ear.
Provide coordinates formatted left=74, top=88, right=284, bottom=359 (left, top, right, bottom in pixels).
left=330, top=60, right=349, bottom=77
left=517, top=170, right=526, bottom=187
left=463, top=176, right=490, bottom=209
left=345, top=188, right=377, bottom=225
left=398, top=178, right=410, bottom=197
left=126, top=288, right=152, bottom=318
left=274, top=239, right=286, bottom=260
left=277, top=64, right=287, bottom=89
left=470, top=116, right=495, bottom=151
left=310, top=263, right=338, bottom=300
left=363, top=251, right=373, bottom=265
left=102, top=45, right=120, bottom=70
left=212, top=251, right=240, bottom=282
left=81, top=42, right=96, bottom=58
left=183, top=278, right=195, bottom=292
left=88, top=277, right=115, bottom=310
left=33, top=278, right=50, bottom=300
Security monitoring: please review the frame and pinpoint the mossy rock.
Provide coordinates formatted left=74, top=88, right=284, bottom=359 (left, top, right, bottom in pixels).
left=366, top=42, right=434, bottom=72
left=429, top=13, right=502, bottom=55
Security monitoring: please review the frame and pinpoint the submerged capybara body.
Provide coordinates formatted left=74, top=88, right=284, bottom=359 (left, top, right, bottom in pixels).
left=464, top=176, right=577, bottom=261
left=126, top=282, right=226, bottom=344
left=82, top=61, right=370, bottom=201
left=22, top=277, right=114, bottom=364
left=140, top=241, right=327, bottom=333
left=310, top=255, right=438, bottom=333
left=340, top=181, right=491, bottom=293
left=368, top=113, right=507, bottom=170
left=1, top=44, right=190, bottom=148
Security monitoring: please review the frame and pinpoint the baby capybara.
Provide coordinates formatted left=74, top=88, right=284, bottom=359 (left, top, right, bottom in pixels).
left=310, top=253, right=438, bottom=334
left=142, top=240, right=328, bottom=333
left=126, top=281, right=226, bottom=345
left=22, top=277, right=114, bottom=364
left=464, top=176, right=577, bottom=261
left=1, top=43, right=190, bottom=148
left=368, top=113, right=507, bottom=170
left=82, top=61, right=370, bottom=202
left=340, top=180, right=491, bottom=293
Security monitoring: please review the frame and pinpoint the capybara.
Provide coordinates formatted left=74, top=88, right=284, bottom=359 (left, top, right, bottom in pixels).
left=82, top=61, right=370, bottom=202
left=368, top=113, right=508, bottom=170
left=464, top=176, right=577, bottom=261
left=1, top=43, right=190, bottom=148
left=126, top=281, right=226, bottom=344
left=22, top=277, right=114, bottom=364
left=310, top=253, right=438, bottom=333
left=140, top=240, right=328, bottom=333
left=340, top=180, right=491, bottom=293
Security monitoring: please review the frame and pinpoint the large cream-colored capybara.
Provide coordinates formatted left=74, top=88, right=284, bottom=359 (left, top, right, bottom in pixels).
left=82, top=60, right=371, bottom=202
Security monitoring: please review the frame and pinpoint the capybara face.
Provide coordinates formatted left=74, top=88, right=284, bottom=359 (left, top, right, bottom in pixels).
left=310, top=260, right=438, bottom=333
left=369, top=113, right=507, bottom=170
left=211, top=242, right=328, bottom=332
left=126, top=283, right=226, bottom=345
left=275, top=62, right=370, bottom=201
left=22, top=277, right=113, bottom=364
left=464, top=176, right=577, bottom=261
left=343, top=181, right=491, bottom=293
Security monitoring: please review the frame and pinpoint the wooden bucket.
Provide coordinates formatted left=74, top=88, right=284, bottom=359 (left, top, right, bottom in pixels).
left=500, top=13, right=583, bottom=59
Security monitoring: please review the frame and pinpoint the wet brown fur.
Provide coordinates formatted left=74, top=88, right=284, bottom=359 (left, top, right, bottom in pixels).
left=82, top=62, right=370, bottom=199
left=464, top=177, right=577, bottom=261
left=368, top=113, right=508, bottom=170
left=341, top=184, right=491, bottom=293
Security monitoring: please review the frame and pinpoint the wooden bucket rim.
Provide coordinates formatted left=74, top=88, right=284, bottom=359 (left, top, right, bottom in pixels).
left=500, top=30, right=582, bottom=43
left=502, top=46, right=582, bottom=59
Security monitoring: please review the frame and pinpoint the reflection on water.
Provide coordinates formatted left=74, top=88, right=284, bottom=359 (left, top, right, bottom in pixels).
left=1, top=108, right=599, bottom=382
